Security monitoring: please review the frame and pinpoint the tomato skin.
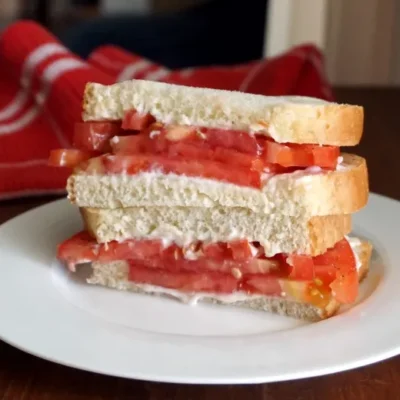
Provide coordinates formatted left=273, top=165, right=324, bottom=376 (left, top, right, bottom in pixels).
left=73, top=122, right=121, bottom=152
left=122, top=110, right=155, bottom=130
left=48, top=149, right=93, bottom=168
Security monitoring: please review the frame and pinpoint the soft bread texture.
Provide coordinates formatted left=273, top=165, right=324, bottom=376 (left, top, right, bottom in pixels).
left=81, top=207, right=351, bottom=257
left=68, top=153, right=368, bottom=216
left=86, top=240, right=372, bottom=322
left=83, top=80, right=363, bottom=146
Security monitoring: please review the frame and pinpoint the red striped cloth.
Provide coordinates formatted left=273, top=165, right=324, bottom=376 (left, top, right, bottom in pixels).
left=89, top=44, right=333, bottom=99
left=0, top=20, right=333, bottom=200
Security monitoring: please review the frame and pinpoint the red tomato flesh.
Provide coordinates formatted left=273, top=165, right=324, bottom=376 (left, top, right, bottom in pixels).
left=122, top=110, right=155, bottom=130
left=85, top=154, right=262, bottom=188
left=129, top=263, right=238, bottom=293
left=330, top=270, right=358, bottom=304
left=57, top=231, right=99, bottom=270
left=48, top=149, right=93, bottom=168
left=244, top=275, right=283, bottom=296
left=110, top=125, right=339, bottom=170
left=228, top=240, right=255, bottom=261
left=73, top=122, right=122, bottom=152
left=287, top=255, right=315, bottom=280
left=57, top=232, right=164, bottom=266
left=313, top=238, right=358, bottom=303
left=58, top=233, right=357, bottom=303
left=263, top=140, right=339, bottom=169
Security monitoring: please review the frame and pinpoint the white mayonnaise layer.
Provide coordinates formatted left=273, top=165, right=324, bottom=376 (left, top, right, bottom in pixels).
left=127, top=281, right=264, bottom=306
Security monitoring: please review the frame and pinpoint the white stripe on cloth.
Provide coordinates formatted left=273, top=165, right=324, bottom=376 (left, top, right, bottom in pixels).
left=239, top=59, right=270, bottom=92
left=0, top=43, right=68, bottom=121
left=0, top=57, right=86, bottom=141
left=88, top=53, right=128, bottom=71
left=117, top=60, right=152, bottom=82
left=144, top=68, right=171, bottom=81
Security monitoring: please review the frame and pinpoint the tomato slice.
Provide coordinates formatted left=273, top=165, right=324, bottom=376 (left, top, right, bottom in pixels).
left=58, top=232, right=358, bottom=304
left=57, top=231, right=99, bottom=269
left=95, top=154, right=262, bottom=188
left=58, top=233, right=169, bottom=270
left=48, top=149, right=93, bottom=168
left=111, top=134, right=265, bottom=172
left=110, top=134, right=152, bottom=154
left=287, top=254, right=314, bottom=280
left=98, top=240, right=164, bottom=262
left=161, top=126, right=260, bottom=154
left=202, top=243, right=231, bottom=261
left=164, top=125, right=196, bottom=141
left=330, top=270, right=358, bottom=304
left=129, top=263, right=238, bottom=293
left=263, top=140, right=339, bottom=169
left=281, top=280, right=311, bottom=302
left=204, top=129, right=261, bottom=154
left=313, top=264, right=337, bottom=286
left=313, top=238, right=356, bottom=276
left=243, top=275, right=283, bottom=296
left=313, top=238, right=358, bottom=303
left=73, top=122, right=121, bottom=152
left=122, top=110, right=155, bottom=130
left=228, top=240, right=254, bottom=261
left=168, top=143, right=264, bottom=171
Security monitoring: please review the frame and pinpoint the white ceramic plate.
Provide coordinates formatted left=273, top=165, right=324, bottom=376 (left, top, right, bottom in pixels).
left=0, top=193, right=398, bottom=384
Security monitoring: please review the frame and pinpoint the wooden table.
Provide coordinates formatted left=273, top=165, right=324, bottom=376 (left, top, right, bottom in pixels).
left=0, top=87, right=399, bottom=399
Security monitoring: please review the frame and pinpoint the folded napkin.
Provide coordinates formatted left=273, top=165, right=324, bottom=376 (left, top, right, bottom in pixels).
left=0, top=20, right=333, bottom=200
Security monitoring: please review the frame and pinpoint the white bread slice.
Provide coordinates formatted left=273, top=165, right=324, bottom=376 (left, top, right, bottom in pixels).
left=83, top=79, right=363, bottom=146
left=68, top=153, right=368, bottom=216
left=86, top=239, right=372, bottom=322
left=81, top=207, right=351, bottom=257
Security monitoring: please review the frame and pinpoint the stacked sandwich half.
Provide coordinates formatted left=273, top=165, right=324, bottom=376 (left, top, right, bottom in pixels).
left=51, top=79, right=371, bottom=321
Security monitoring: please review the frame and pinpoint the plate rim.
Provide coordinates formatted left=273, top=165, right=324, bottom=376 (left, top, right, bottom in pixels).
left=0, top=193, right=399, bottom=384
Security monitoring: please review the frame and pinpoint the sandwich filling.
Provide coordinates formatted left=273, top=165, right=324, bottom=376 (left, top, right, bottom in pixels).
left=49, top=110, right=341, bottom=188
left=58, top=232, right=359, bottom=308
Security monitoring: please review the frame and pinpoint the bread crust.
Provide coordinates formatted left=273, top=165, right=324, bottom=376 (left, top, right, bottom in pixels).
left=67, top=153, right=368, bottom=216
left=86, top=240, right=372, bottom=322
left=82, top=80, right=363, bottom=146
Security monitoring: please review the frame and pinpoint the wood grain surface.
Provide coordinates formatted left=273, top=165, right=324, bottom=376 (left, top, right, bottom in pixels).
left=0, top=87, right=399, bottom=400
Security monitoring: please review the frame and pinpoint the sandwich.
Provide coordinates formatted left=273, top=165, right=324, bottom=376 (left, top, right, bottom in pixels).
left=50, top=79, right=371, bottom=321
